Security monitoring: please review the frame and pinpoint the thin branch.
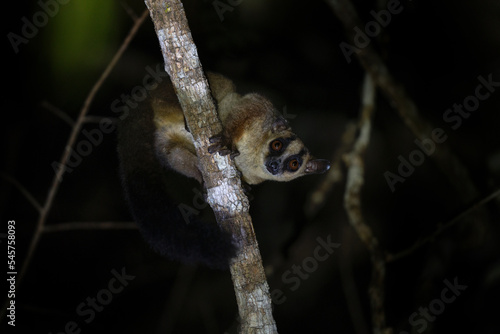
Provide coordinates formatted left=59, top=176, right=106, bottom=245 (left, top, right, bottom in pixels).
left=41, top=101, right=75, bottom=127
left=340, top=228, right=370, bottom=334
left=120, top=1, right=140, bottom=21
left=327, top=0, right=481, bottom=205
left=305, top=121, right=357, bottom=218
left=0, top=9, right=149, bottom=322
left=0, top=173, right=42, bottom=213
left=43, top=221, right=137, bottom=232
left=40, top=7, right=148, bottom=235
left=344, top=74, right=390, bottom=334
left=155, top=265, right=198, bottom=334
left=386, top=187, right=500, bottom=263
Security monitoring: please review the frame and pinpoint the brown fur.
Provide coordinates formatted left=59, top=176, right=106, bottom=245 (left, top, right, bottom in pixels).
left=150, top=72, right=330, bottom=185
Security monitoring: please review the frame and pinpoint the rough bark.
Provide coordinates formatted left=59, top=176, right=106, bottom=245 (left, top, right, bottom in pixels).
left=143, top=1, right=278, bottom=332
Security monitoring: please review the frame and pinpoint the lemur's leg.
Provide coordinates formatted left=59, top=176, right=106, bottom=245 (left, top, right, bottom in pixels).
left=165, top=145, right=202, bottom=183
left=155, top=131, right=203, bottom=184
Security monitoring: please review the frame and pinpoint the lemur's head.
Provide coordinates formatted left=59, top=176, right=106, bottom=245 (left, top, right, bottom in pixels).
left=231, top=94, right=330, bottom=185
left=260, top=115, right=330, bottom=183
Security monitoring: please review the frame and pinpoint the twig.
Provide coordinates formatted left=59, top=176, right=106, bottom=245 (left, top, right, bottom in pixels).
left=327, top=0, right=481, bottom=204
left=340, top=227, right=370, bottom=334
left=25, top=6, right=148, bottom=279
left=120, top=1, right=140, bottom=22
left=344, top=74, right=390, bottom=334
left=155, top=265, right=198, bottom=334
left=143, top=1, right=278, bottom=332
left=0, top=9, right=149, bottom=322
left=41, top=101, right=75, bottom=127
left=305, top=121, right=357, bottom=218
left=386, top=187, right=500, bottom=262
left=0, top=173, right=43, bottom=214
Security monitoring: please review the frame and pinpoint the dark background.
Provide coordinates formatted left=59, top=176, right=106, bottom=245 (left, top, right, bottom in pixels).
left=2, top=0, right=500, bottom=333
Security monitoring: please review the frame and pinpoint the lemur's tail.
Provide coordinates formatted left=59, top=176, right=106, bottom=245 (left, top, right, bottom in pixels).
left=117, top=98, right=235, bottom=270
left=120, top=171, right=236, bottom=269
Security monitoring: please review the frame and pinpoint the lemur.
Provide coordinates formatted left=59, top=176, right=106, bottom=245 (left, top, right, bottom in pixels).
left=117, top=72, right=330, bottom=269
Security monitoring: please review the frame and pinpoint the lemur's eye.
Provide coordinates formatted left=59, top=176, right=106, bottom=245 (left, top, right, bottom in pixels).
left=271, top=140, right=283, bottom=152
left=288, top=159, right=300, bottom=171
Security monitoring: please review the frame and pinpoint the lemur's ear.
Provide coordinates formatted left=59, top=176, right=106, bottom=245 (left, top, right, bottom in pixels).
left=272, top=117, right=290, bottom=133
left=305, top=159, right=331, bottom=174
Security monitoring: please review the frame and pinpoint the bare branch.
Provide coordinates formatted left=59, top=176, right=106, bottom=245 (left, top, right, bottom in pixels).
left=305, top=121, right=357, bottom=218
left=0, top=172, right=42, bottom=214
left=155, top=265, right=198, bottom=333
left=386, top=187, right=500, bottom=262
left=41, top=101, right=75, bottom=127
left=0, top=10, right=149, bottom=322
left=327, top=0, right=481, bottom=204
left=120, top=1, right=140, bottom=22
left=340, top=228, right=370, bottom=334
left=344, top=74, right=391, bottom=334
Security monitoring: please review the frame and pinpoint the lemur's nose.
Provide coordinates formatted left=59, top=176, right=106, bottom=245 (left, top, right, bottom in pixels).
left=266, top=160, right=281, bottom=175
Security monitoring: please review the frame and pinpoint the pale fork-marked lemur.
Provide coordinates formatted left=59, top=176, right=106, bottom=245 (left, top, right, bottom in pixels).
left=117, top=72, right=330, bottom=269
